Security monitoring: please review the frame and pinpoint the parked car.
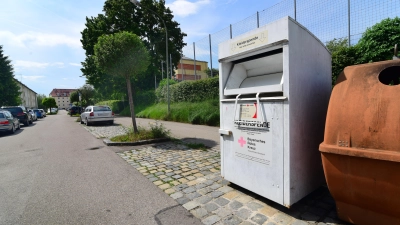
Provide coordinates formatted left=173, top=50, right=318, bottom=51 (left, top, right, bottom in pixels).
left=1, top=106, right=32, bottom=126
left=28, top=109, right=37, bottom=121
left=33, top=109, right=43, bottom=118
left=0, top=109, right=21, bottom=134
left=80, top=105, right=114, bottom=126
left=39, top=109, right=46, bottom=117
left=69, top=106, right=82, bottom=116
left=50, top=108, right=58, bottom=113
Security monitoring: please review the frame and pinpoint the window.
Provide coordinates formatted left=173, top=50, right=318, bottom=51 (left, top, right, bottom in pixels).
left=93, top=106, right=111, bottom=112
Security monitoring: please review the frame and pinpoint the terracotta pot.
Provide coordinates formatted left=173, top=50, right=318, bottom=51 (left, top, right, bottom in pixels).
left=320, top=60, right=400, bottom=225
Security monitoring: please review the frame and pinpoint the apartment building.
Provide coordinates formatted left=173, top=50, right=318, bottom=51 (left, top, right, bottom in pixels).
left=49, top=88, right=77, bottom=109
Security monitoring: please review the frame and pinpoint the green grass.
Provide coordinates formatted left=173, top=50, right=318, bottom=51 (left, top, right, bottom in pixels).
left=110, top=122, right=170, bottom=142
left=136, top=99, right=219, bottom=126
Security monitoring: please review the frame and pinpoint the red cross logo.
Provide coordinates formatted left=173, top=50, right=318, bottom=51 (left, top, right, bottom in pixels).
left=238, top=136, right=246, bottom=147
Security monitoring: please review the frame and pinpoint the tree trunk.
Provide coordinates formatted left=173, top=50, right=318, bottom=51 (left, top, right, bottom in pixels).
left=126, top=77, right=138, bottom=133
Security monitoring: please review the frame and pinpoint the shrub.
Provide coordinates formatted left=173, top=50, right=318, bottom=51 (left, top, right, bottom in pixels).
left=156, top=77, right=219, bottom=103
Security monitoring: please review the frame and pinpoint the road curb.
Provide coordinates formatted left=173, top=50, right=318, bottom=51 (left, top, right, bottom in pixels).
left=103, top=138, right=170, bottom=146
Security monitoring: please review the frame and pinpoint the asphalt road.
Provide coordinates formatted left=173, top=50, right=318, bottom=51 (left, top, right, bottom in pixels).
left=0, top=110, right=202, bottom=225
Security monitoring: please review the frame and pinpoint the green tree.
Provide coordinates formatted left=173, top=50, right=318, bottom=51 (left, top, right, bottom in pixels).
left=94, top=31, right=150, bottom=133
left=357, top=17, right=400, bottom=63
left=328, top=17, right=400, bottom=86
left=326, top=38, right=348, bottom=53
left=326, top=38, right=360, bottom=86
left=331, top=45, right=360, bottom=85
left=37, top=94, right=47, bottom=109
left=70, top=91, right=79, bottom=105
left=79, top=84, right=95, bottom=107
left=42, top=97, right=57, bottom=112
left=0, top=45, right=21, bottom=106
left=81, top=0, right=186, bottom=99
left=204, top=68, right=219, bottom=77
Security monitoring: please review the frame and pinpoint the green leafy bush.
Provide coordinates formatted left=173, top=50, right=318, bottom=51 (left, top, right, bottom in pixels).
left=110, top=121, right=170, bottom=142
left=134, top=90, right=156, bottom=107
left=329, top=17, right=400, bottom=86
left=357, top=17, right=400, bottom=63
left=156, top=77, right=219, bottom=103
left=137, top=99, right=220, bottom=126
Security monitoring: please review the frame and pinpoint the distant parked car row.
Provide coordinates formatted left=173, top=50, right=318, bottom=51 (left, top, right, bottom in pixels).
left=0, top=106, right=47, bottom=136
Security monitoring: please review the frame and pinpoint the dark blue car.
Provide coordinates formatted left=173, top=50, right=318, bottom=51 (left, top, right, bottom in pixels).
left=33, top=109, right=43, bottom=118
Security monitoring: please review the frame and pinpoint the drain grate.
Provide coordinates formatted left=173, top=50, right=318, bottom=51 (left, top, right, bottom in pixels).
left=85, top=146, right=104, bottom=150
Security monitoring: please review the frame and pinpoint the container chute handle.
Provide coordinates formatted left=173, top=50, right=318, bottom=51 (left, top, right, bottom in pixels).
left=256, top=92, right=266, bottom=123
left=394, top=44, right=399, bottom=60
left=233, top=94, right=241, bottom=122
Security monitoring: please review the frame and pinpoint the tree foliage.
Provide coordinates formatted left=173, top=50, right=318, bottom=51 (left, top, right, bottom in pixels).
left=204, top=68, right=219, bottom=77
left=357, top=17, right=400, bottom=63
left=329, top=17, right=400, bottom=86
left=79, top=84, right=95, bottom=107
left=326, top=38, right=348, bottom=53
left=0, top=45, right=21, bottom=106
left=42, top=97, right=57, bottom=111
left=37, top=94, right=47, bottom=109
left=70, top=91, right=79, bottom=104
left=94, top=31, right=150, bottom=133
left=81, top=0, right=186, bottom=100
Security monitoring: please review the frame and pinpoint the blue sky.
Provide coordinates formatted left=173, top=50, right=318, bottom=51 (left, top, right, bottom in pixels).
left=1, top=0, right=281, bottom=96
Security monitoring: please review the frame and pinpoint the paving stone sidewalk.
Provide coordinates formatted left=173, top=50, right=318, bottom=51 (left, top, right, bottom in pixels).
left=82, top=123, right=348, bottom=225
left=116, top=144, right=348, bottom=225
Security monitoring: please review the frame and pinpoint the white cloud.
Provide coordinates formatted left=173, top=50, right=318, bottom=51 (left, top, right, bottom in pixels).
left=22, top=75, right=45, bottom=81
left=15, top=60, right=49, bottom=69
left=52, top=62, right=65, bottom=68
left=166, top=0, right=210, bottom=17
left=69, top=63, right=81, bottom=67
left=0, top=30, right=81, bottom=48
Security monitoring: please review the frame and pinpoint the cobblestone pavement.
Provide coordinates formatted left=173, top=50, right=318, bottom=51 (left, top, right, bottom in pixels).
left=81, top=123, right=130, bottom=139
left=82, top=124, right=348, bottom=225
left=116, top=144, right=348, bottom=225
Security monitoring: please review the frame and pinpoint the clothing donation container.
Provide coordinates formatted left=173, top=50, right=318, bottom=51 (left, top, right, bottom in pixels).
left=218, top=17, right=331, bottom=207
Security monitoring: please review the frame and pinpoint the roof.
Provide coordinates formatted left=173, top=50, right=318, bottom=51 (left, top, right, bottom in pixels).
left=49, top=88, right=77, bottom=97
left=13, top=79, right=37, bottom=94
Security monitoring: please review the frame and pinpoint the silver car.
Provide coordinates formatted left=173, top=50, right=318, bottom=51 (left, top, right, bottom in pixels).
left=80, top=106, right=114, bottom=126
left=0, top=109, right=20, bottom=134
left=28, top=109, right=38, bottom=121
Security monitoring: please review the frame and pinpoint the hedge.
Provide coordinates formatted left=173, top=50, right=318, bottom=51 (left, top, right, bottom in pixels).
left=156, top=77, right=219, bottom=103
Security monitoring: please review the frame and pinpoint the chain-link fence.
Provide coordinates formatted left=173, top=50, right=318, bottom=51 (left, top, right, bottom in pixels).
left=181, top=0, right=400, bottom=78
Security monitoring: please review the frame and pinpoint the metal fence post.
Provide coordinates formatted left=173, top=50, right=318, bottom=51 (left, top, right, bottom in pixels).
left=161, top=61, right=163, bottom=80
left=230, top=24, right=232, bottom=39
left=193, top=42, right=197, bottom=80
left=348, top=0, right=351, bottom=46
left=170, top=54, right=173, bottom=80
left=209, top=34, right=213, bottom=77
left=294, top=0, right=297, bottom=21
left=257, top=11, right=260, bottom=28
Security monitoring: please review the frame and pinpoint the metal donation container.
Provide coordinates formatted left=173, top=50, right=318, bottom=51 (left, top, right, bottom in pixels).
left=218, top=17, right=331, bottom=207
left=320, top=58, right=400, bottom=225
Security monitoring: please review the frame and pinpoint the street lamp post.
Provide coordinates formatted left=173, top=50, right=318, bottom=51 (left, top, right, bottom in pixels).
left=130, top=0, right=170, bottom=115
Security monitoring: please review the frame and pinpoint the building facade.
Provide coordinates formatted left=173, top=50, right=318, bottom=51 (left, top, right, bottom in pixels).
left=174, top=56, right=208, bottom=81
left=49, top=88, right=77, bottom=109
left=14, top=79, right=37, bottom=109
